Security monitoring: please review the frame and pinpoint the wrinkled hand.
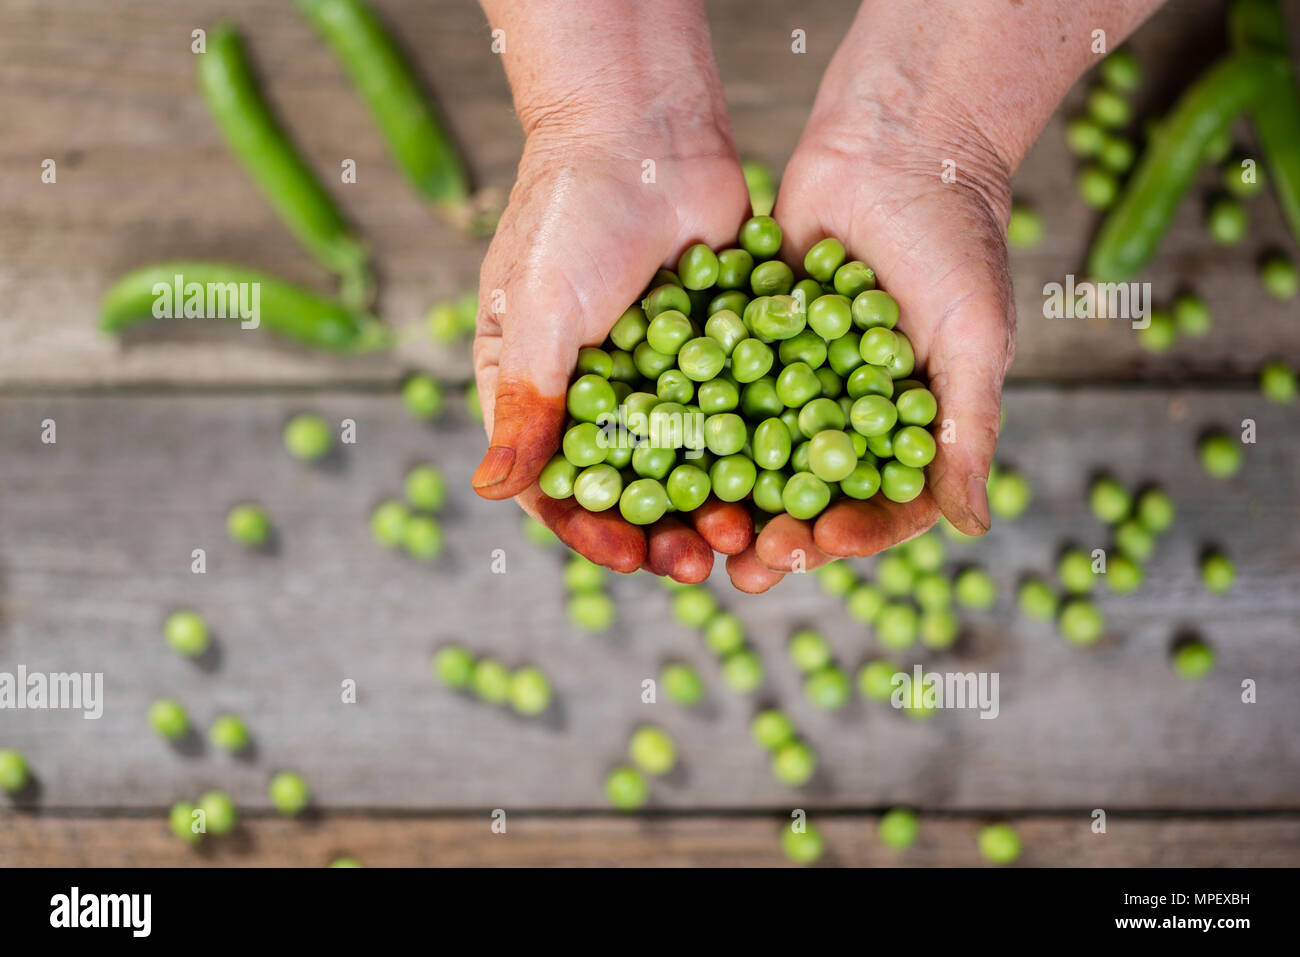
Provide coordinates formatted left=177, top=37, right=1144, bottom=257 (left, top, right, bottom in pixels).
left=727, top=108, right=1016, bottom=593
left=471, top=124, right=756, bottom=581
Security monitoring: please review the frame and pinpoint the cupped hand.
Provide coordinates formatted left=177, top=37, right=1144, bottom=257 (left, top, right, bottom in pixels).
left=728, top=109, right=1017, bottom=593
left=471, top=123, right=755, bottom=581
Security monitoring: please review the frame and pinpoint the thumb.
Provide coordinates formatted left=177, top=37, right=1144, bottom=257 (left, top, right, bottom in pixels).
left=923, top=294, right=1014, bottom=536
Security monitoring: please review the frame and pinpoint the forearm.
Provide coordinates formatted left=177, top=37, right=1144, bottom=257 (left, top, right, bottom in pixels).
left=479, top=0, right=732, bottom=151
left=811, top=0, right=1166, bottom=172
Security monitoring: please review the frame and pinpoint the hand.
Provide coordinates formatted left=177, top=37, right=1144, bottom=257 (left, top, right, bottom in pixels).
left=727, top=104, right=1016, bottom=593
left=470, top=121, right=756, bottom=581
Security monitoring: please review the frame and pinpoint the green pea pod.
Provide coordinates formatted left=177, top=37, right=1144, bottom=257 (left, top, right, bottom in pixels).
left=198, top=24, right=371, bottom=304
left=293, top=0, right=479, bottom=229
left=1086, top=54, right=1285, bottom=281
left=100, top=262, right=391, bottom=352
left=1230, top=0, right=1300, bottom=245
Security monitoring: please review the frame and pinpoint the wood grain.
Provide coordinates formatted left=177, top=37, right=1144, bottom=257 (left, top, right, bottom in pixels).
left=2, top=0, right=1298, bottom=387
left=2, top=388, right=1297, bottom=812
left=2, top=813, right=1296, bottom=866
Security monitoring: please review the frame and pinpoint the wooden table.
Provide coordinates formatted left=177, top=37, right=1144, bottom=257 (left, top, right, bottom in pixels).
left=2, top=0, right=1298, bottom=866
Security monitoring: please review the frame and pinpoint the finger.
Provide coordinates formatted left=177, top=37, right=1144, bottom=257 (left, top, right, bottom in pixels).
left=519, top=485, right=647, bottom=574
left=812, top=491, right=940, bottom=558
left=643, top=516, right=714, bottom=584
left=726, top=546, right=786, bottom=594
left=753, top=513, right=833, bottom=572
left=924, top=293, right=1014, bottom=536
left=687, top=498, right=754, bottom=555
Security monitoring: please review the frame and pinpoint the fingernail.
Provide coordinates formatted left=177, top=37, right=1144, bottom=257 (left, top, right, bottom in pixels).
left=967, top=475, right=991, bottom=531
left=472, top=445, right=516, bottom=488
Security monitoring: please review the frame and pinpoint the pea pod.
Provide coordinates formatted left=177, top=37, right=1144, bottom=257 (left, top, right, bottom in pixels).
left=293, top=0, right=484, bottom=231
left=1086, top=54, right=1285, bottom=281
left=1230, top=0, right=1300, bottom=245
left=198, top=24, right=371, bottom=305
left=100, top=262, right=390, bottom=352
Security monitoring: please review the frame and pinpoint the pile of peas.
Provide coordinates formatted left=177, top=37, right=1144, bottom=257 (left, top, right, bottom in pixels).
left=370, top=462, right=449, bottom=561
left=540, top=218, right=940, bottom=526
left=433, top=644, right=553, bottom=717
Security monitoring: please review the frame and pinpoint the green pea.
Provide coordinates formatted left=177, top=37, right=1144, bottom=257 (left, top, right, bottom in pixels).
left=227, top=502, right=270, bottom=547
left=749, top=294, right=805, bottom=340
left=1172, top=639, right=1215, bottom=679
left=651, top=268, right=682, bottom=289
left=402, top=374, right=444, bottom=420
left=566, top=373, right=616, bottom=424
left=695, top=377, right=738, bottom=414
left=404, top=464, right=447, bottom=512
left=1059, top=598, right=1104, bottom=645
left=605, top=440, right=633, bottom=469
left=876, top=553, right=915, bottom=596
left=1058, top=549, right=1095, bottom=593
left=631, top=445, right=675, bottom=481
left=562, top=423, right=608, bottom=467
left=1107, top=554, right=1144, bottom=594
left=1078, top=164, right=1119, bottom=209
left=330, top=857, right=362, bottom=868
left=895, top=388, right=937, bottom=426
left=833, top=260, right=876, bottom=298
left=610, top=304, right=649, bottom=350
left=846, top=364, right=894, bottom=401
left=564, top=555, right=605, bottom=592
left=753, top=469, right=789, bottom=513
left=604, top=766, right=648, bottom=810
left=1171, top=292, right=1211, bottom=338
left=978, top=823, right=1022, bottom=865
left=702, top=413, right=745, bottom=456
left=865, top=430, right=895, bottom=459
left=284, top=413, right=333, bottom=461
left=721, top=649, right=764, bottom=693
left=370, top=499, right=410, bottom=548
left=771, top=740, right=817, bottom=786
left=878, top=461, right=922, bottom=503
left=731, top=338, right=774, bottom=383
left=892, top=425, right=936, bottom=468
left=702, top=612, right=745, bottom=656
left=575, top=347, right=614, bottom=379
left=741, top=376, right=785, bottom=419
left=619, top=478, right=670, bottom=525
left=210, top=714, right=250, bottom=751
left=573, top=464, right=622, bottom=511
left=778, top=330, right=828, bottom=369
left=879, top=808, right=919, bottom=849
left=164, top=610, right=210, bottom=657
left=886, top=332, right=915, bottom=378
left=148, top=699, right=190, bottom=740
left=716, top=248, right=755, bottom=290
left=750, top=260, right=795, bottom=296
left=1017, top=578, right=1058, bottom=621
left=987, top=470, right=1031, bottom=519
left=785, top=629, right=831, bottom=673
left=1065, top=115, right=1105, bottom=156
left=805, top=665, right=851, bottom=710
left=1087, top=86, right=1131, bottom=127
left=1206, top=196, right=1248, bottom=245
left=817, top=561, right=857, bottom=596
left=170, top=801, right=202, bottom=845
left=657, top=464, right=707, bottom=513
left=655, top=369, right=694, bottom=404
left=751, top=418, right=792, bottom=470
left=403, top=515, right=443, bottom=560
left=1198, top=433, right=1242, bottom=478
left=775, top=362, right=821, bottom=407
left=644, top=284, right=692, bottom=320
left=1088, top=477, right=1130, bottom=524
left=796, top=398, right=844, bottom=438
left=1260, top=253, right=1298, bottom=300
left=1099, top=135, right=1136, bottom=174
left=1139, top=309, right=1176, bottom=352
left=1136, top=487, right=1175, bottom=532
left=646, top=310, right=693, bottom=355
left=914, top=571, right=951, bottom=610
left=849, top=394, right=898, bottom=437
left=704, top=309, right=747, bottom=355
left=672, top=586, right=717, bottom=628
left=790, top=278, right=823, bottom=315
left=782, top=471, right=831, bottom=519
left=678, top=337, right=727, bottom=381
left=804, top=238, right=846, bottom=283
left=629, top=725, right=677, bottom=774
left=1100, top=47, right=1141, bottom=92
left=790, top=441, right=811, bottom=473
left=954, top=567, right=997, bottom=609
left=827, top=332, right=864, bottom=377
left=1201, top=551, right=1235, bottom=593
left=751, top=709, right=796, bottom=750
left=433, top=644, right=476, bottom=687
left=712, top=289, right=754, bottom=315
left=569, top=591, right=616, bottom=631
left=1254, top=359, right=1295, bottom=404
left=808, top=430, right=858, bottom=483
left=738, top=215, right=783, bottom=259
left=709, top=454, right=757, bottom=502
left=1006, top=204, right=1044, bottom=248
left=852, top=290, right=899, bottom=330
left=859, top=327, right=900, bottom=367
left=857, top=659, right=897, bottom=700
left=1114, top=519, right=1154, bottom=563
left=677, top=244, right=719, bottom=290
left=920, top=608, right=960, bottom=649
left=198, top=790, right=238, bottom=835
left=839, top=460, right=881, bottom=499
left=876, top=602, right=918, bottom=650
left=906, top=532, right=945, bottom=572
left=782, top=822, right=824, bottom=864
left=662, top=662, right=705, bottom=706
left=815, top=366, right=843, bottom=398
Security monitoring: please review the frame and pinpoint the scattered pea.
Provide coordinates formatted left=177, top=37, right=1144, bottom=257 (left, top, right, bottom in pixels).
left=198, top=790, right=238, bottom=835
left=878, top=808, right=919, bottom=849
left=170, top=800, right=202, bottom=845
left=209, top=714, right=250, bottom=752
left=1006, top=204, right=1044, bottom=249
left=164, top=610, right=210, bottom=657
left=1200, top=551, right=1235, bottom=593
left=403, top=514, right=443, bottom=560
left=1089, top=476, right=1131, bottom=524
left=471, top=658, right=512, bottom=704
left=771, top=740, right=817, bottom=786
left=954, top=568, right=997, bottom=609
left=1206, top=196, right=1248, bottom=245
left=226, top=503, right=271, bottom=547
left=268, top=771, right=311, bottom=816
left=330, top=857, right=362, bottom=868
left=751, top=710, right=796, bottom=750
left=402, top=374, right=443, bottom=420
left=987, top=470, right=1031, bottom=520
left=1058, top=549, right=1096, bottom=594
left=433, top=645, right=475, bottom=688
left=604, top=766, right=649, bottom=810
left=721, top=649, right=765, bottom=693
left=1172, top=639, right=1215, bottom=679
left=509, top=666, right=552, bottom=715
left=404, top=464, right=447, bottom=512
left=978, top=823, right=1022, bottom=864
left=569, top=591, right=616, bottom=631
left=1078, top=165, right=1119, bottom=209
left=1260, top=253, right=1298, bottom=300
left=781, top=822, right=824, bottom=864
left=857, top=659, right=898, bottom=702
left=1017, top=578, right=1058, bottom=621
left=1172, top=292, right=1211, bottom=338
left=846, top=582, right=886, bottom=624
left=1087, top=86, right=1132, bottom=127
left=672, top=587, right=718, bottom=628
left=817, top=561, right=858, bottom=597
left=662, top=663, right=705, bottom=706
left=1136, top=488, right=1175, bottom=533
left=804, top=665, right=851, bottom=710
left=0, top=749, right=30, bottom=793
left=1107, top=554, right=1144, bottom=594
left=148, top=699, right=190, bottom=740
left=1065, top=116, right=1106, bottom=156
left=628, top=725, right=677, bottom=775
left=1260, top=360, right=1297, bottom=403
left=283, top=413, right=333, bottom=461
left=1139, top=308, right=1176, bottom=353
left=1222, top=155, right=1265, bottom=198
left=1198, top=433, right=1242, bottom=479
left=1059, top=598, right=1105, bottom=645
left=371, top=500, right=410, bottom=548
left=788, top=629, right=832, bottom=673
left=1099, top=48, right=1141, bottom=92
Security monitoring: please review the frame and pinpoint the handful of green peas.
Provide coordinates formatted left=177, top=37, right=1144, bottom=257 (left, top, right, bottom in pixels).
left=539, top=218, right=939, bottom=527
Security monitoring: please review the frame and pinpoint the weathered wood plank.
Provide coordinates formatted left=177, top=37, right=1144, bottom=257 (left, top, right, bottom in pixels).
left=1, top=388, right=1297, bottom=811
left=2, top=0, right=1298, bottom=387
left=2, top=814, right=1297, bottom=867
